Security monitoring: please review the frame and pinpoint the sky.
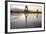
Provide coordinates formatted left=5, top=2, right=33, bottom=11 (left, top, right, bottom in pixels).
left=10, top=2, right=43, bottom=12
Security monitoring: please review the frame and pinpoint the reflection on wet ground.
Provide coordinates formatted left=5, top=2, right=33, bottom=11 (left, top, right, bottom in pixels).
left=10, top=13, right=42, bottom=29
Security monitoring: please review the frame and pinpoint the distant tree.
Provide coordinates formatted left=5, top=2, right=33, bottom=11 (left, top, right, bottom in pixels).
left=10, top=10, right=12, bottom=13
left=37, top=9, right=38, bottom=12
left=37, top=9, right=39, bottom=18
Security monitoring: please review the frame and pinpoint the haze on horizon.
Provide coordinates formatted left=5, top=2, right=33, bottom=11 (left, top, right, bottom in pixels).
left=10, top=3, right=42, bottom=12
